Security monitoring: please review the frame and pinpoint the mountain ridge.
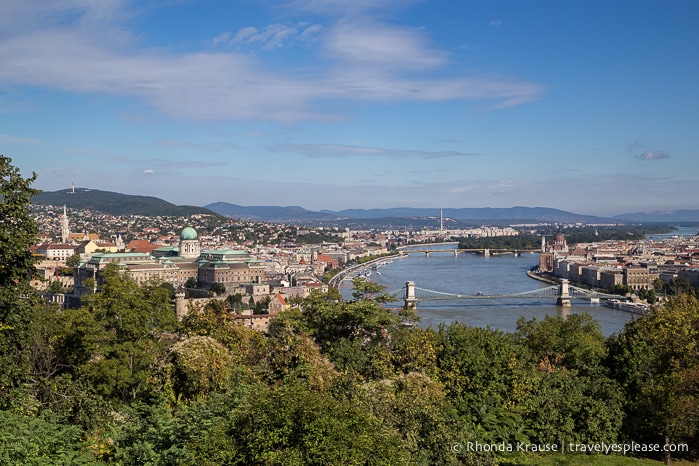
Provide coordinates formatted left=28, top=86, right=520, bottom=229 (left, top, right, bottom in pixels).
left=31, top=189, right=699, bottom=223
left=206, top=202, right=615, bottom=223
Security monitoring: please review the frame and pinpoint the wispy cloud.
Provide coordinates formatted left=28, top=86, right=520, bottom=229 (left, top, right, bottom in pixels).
left=0, top=1, right=544, bottom=123
left=214, top=23, right=319, bottom=50
left=269, top=143, right=477, bottom=158
left=156, top=139, right=238, bottom=152
left=626, top=139, right=645, bottom=152
left=0, top=133, right=40, bottom=144
left=323, top=21, right=446, bottom=69
left=638, top=150, right=670, bottom=160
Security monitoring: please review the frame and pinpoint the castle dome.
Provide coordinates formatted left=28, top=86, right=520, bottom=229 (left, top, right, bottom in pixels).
left=180, top=227, right=198, bottom=241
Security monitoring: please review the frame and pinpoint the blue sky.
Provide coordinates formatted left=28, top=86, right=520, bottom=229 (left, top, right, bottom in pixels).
left=2, top=0, right=698, bottom=217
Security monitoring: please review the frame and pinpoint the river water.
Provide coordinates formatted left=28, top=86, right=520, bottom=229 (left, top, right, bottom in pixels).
left=340, top=246, right=635, bottom=337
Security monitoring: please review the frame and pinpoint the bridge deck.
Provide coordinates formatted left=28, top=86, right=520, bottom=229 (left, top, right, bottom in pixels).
left=391, top=284, right=622, bottom=301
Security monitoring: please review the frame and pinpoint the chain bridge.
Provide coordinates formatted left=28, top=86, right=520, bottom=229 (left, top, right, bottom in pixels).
left=386, top=279, right=624, bottom=309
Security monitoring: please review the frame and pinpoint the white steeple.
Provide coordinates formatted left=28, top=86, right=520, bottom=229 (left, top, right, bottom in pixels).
left=60, top=205, right=70, bottom=243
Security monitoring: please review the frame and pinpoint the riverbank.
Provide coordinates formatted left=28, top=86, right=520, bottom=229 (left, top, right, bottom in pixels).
left=527, top=269, right=557, bottom=285
left=328, top=252, right=408, bottom=288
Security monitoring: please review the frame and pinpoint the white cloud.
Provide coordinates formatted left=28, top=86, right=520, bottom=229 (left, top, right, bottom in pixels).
left=638, top=150, right=670, bottom=160
left=0, top=1, right=544, bottom=123
left=324, top=21, right=446, bottom=69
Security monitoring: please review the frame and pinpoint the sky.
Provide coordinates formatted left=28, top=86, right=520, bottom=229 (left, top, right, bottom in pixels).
left=2, top=0, right=698, bottom=217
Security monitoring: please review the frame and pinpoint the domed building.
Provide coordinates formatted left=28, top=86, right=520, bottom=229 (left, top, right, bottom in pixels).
left=179, top=226, right=200, bottom=259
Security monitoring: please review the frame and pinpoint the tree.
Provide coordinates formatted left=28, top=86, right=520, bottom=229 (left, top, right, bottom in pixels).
left=609, top=294, right=699, bottom=463
left=76, top=265, right=177, bottom=401
left=230, top=378, right=411, bottom=465
left=0, top=156, right=40, bottom=287
left=351, top=277, right=394, bottom=302
left=66, top=253, right=82, bottom=268
left=47, top=280, right=64, bottom=294
left=515, top=314, right=607, bottom=375
left=436, top=323, right=530, bottom=445
left=169, top=336, right=231, bottom=398
left=0, top=155, right=42, bottom=398
left=0, top=410, right=94, bottom=464
left=667, top=277, right=693, bottom=296
left=185, top=277, right=197, bottom=289
left=210, top=282, right=226, bottom=296
left=515, top=314, right=623, bottom=446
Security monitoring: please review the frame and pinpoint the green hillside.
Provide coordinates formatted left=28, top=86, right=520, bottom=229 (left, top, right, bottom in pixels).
left=33, top=188, right=218, bottom=216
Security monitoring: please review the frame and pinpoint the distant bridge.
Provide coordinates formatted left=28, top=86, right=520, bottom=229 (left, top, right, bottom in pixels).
left=401, top=247, right=539, bottom=257
left=385, top=279, right=624, bottom=309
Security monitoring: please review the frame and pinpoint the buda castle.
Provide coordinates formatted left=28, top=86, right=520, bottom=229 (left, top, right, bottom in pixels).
left=73, top=227, right=264, bottom=296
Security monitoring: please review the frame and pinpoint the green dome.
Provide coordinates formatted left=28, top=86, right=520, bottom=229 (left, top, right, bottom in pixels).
left=180, top=227, right=198, bottom=241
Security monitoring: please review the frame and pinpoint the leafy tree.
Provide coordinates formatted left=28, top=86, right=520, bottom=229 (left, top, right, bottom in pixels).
left=169, top=336, right=231, bottom=398
left=159, top=281, right=176, bottom=299
left=516, top=314, right=623, bottom=445
left=253, top=295, right=270, bottom=314
left=667, top=277, right=693, bottom=296
left=47, top=280, right=64, bottom=294
left=184, top=277, right=197, bottom=288
left=209, top=282, right=226, bottom=296
left=609, top=283, right=633, bottom=296
left=351, top=277, right=394, bottom=302
left=76, top=265, right=177, bottom=401
left=179, top=299, right=266, bottom=370
left=0, top=155, right=42, bottom=400
left=637, top=287, right=656, bottom=304
left=225, top=292, right=244, bottom=309
left=109, top=402, right=193, bottom=465
left=230, top=378, right=410, bottom=465
left=66, top=253, right=82, bottom=268
left=355, top=371, right=464, bottom=465
left=0, top=410, right=94, bottom=465
left=515, top=314, right=607, bottom=375
left=609, top=293, right=699, bottom=463
left=435, top=323, right=530, bottom=445
left=0, top=155, right=40, bottom=287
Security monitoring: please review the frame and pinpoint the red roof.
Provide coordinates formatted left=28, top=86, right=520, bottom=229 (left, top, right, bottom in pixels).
left=126, top=240, right=158, bottom=254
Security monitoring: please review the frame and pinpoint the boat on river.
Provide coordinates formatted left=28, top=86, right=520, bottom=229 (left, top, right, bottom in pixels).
left=605, top=299, right=648, bottom=315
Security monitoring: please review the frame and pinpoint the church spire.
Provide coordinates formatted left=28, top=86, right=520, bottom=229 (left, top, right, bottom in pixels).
left=60, top=205, right=70, bottom=243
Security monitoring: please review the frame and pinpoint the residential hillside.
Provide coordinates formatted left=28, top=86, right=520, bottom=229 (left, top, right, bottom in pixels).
left=33, top=189, right=218, bottom=217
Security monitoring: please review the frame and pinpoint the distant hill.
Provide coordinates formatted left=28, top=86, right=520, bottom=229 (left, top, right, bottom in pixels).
left=33, top=189, right=218, bottom=217
left=332, top=206, right=613, bottom=223
left=613, top=210, right=699, bottom=223
left=204, top=202, right=337, bottom=222
left=205, top=202, right=616, bottom=224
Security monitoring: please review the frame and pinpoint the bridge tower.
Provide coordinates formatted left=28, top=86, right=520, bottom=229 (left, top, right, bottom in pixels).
left=484, top=248, right=490, bottom=257
left=556, top=278, right=571, bottom=306
left=404, top=281, right=418, bottom=310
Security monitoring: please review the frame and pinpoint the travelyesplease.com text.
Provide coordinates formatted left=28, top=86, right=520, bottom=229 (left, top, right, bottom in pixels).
left=451, top=441, right=689, bottom=455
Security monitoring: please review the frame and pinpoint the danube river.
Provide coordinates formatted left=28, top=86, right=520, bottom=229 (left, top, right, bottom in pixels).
left=340, top=246, right=635, bottom=337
